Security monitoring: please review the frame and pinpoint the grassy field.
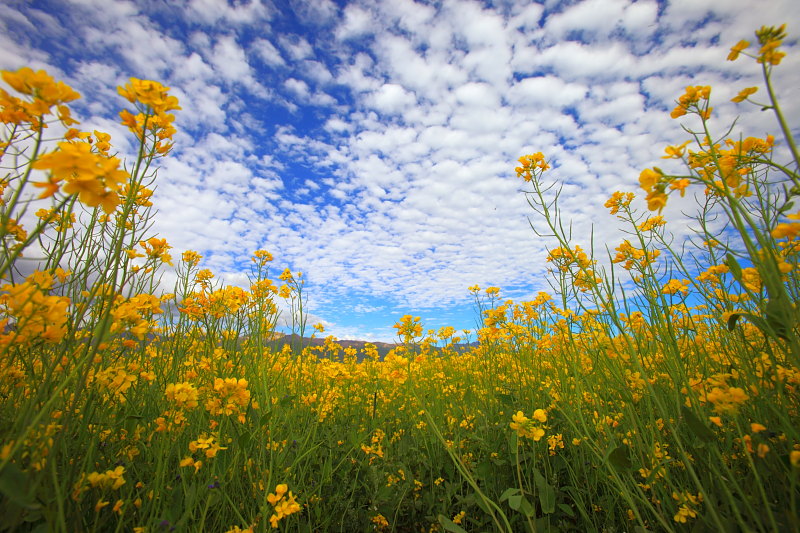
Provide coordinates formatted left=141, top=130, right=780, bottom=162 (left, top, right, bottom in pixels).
left=1, top=25, right=799, bottom=532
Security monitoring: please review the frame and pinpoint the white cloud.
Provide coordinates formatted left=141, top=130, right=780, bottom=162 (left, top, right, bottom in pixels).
left=336, top=4, right=374, bottom=41
left=251, top=38, right=286, bottom=67
left=210, top=36, right=253, bottom=81
left=507, top=76, right=587, bottom=108
left=5, top=0, right=799, bottom=341
left=278, top=35, right=314, bottom=61
left=368, top=83, right=417, bottom=114
left=186, top=0, right=272, bottom=26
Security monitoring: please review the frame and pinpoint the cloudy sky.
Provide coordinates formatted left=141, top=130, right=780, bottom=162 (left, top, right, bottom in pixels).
left=2, top=0, right=798, bottom=341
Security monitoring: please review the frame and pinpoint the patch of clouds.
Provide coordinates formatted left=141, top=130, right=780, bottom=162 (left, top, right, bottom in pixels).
left=185, top=0, right=272, bottom=26
left=3, top=0, right=799, bottom=341
left=251, top=38, right=286, bottom=67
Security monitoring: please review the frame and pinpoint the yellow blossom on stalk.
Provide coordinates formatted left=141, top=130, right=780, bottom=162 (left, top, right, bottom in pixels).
left=0, top=273, right=70, bottom=346
left=515, top=152, right=550, bottom=181
left=118, top=78, right=181, bottom=114
left=547, top=433, right=564, bottom=455
left=727, top=39, right=750, bottom=61
left=706, top=386, right=749, bottom=414
left=740, top=267, right=762, bottom=292
left=1, top=67, right=80, bottom=123
left=266, top=483, right=301, bottom=528
left=278, top=268, right=294, bottom=282
left=645, top=190, right=668, bottom=213
left=86, top=466, right=126, bottom=490
left=166, top=382, right=199, bottom=409
left=394, top=314, right=422, bottom=342
left=139, top=237, right=173, bottom=265
left=205, top=377, right=251, bottom=422
left=117, top=78, right=180, bottom=143
left=732, top=87, right=758, bottom=103
left=32, top=141, right=130, bottom=213
left=790, top=451, right=800, bottom=467
left=371, top=514, right=389, bottom=530
left=253, top=249, right=273, bottom=265
left=189, top=434, right=227, bottom=458
left=639, top=168, right=662, bottom=191
left=772, top=213, right=800, bottom=241
left=755, top=24, right=787, bottom=65
left=182, top=250, right=202, bottom=266
left=669, top=178, right=691, bottom=197
left=672, top=491, right=703, bottom=523
left=661, top=140, right=691, bottom=159
left=613, top=240, right=660, bottom=271
left=604, top=191, right=635, bottom=215
left=662, top=279, right=690, bottom=296
left=637, top=216, right=666, bottom=232
left=670, top=85, right=711, bottom=119
left=510, top=410, right=546, bottom=441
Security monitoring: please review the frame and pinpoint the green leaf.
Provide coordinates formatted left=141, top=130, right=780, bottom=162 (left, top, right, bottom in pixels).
left=607, top=445, right=632, bottom=472
left=437, top=514, right=468, bottom=533
left=681, top=406, right=715, bottom=442
left=533, top=469, right=556, bottom=514
left=765, top=297, right=794, bottom=339
left=507, top=492, right=522, bottom=511
left=499, top=487, right=519, bottom=502
left=557, top=503, right=575, bottom=518
left=727, top=313, right=741, bottom=331
left=0, top=463, right=36, bottom=509
left=726, top=253, right=742, bottom=281
left=495, top=393, right=516, bottom=406
left=279, top=394, right=296, bottom=407
left=518, top=495, right=536, bottom=518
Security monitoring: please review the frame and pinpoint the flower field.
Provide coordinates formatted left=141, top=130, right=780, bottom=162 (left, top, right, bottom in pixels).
left=1, top=25, right=799, bottom=532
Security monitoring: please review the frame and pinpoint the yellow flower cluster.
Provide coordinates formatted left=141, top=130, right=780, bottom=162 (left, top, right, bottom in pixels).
left=515, top=152, right=550, bottom=181
left=188, top=434, right=227, bottom=458
left=205, top=377, right=251, bottom=422
left=109, top=293, right=163, bottom=340
left=1, top=67, right=79, bottom=128
left=0, top=271, right=70, bottom=346
left=613, top=240, right=660, bottom=272
left=393, top=314, right=422, bottom=342
left=510, top=409, right=547, bottom=441
left=165, top=382, right=199, bottom=410
left=266, top=483, right=301, bottom=528
left=118, top=78, right=180, bottom=153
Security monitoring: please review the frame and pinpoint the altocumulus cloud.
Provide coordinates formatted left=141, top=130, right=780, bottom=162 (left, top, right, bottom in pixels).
left=1, top=0, right=798, bottom=341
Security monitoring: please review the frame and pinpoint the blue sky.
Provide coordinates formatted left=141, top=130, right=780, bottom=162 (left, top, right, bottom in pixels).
left=2, top=0, right=798, bottom=341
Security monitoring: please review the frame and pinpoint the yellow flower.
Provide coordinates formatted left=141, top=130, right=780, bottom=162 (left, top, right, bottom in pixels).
left=32, top=141, right=129, bottom=213
left=661, top=140, right=691, bottom=159
left=727, top=39, right=750, bottom=61
left=669, top=178, right=691, bottom=197
left=732, top=87, right=758, bottom=103
left=772, top=213, right=800, bottom=241
left=118, top=78, right=181, bottom=114
left=638, top=168, right=661, bottom=191
left=1, top=67, right=80, bottom=106
left=604, top=191, right=635, bottom=215
left=790, top=450, right=800, bottom=467
left=661, top=279, right=690, bottom=296
left=645, top=190, right=668, bottom=213
left=510, top=410, right=546, bottom=441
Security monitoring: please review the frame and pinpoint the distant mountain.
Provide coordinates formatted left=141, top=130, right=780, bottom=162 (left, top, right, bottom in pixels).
left=269, top=334, right=477, bottom=361
left=270, top=333, right=399, bottom=359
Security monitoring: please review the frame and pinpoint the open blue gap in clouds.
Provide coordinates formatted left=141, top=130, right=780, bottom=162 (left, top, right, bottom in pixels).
left=1, top=0, right=798, bottom=341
